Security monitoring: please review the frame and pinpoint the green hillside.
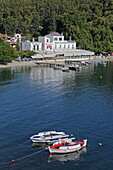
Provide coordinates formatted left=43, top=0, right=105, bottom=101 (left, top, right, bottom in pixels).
left=0, top=0, right=113, bottom=53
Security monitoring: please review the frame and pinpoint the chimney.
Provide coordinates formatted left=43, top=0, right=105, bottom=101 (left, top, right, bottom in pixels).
left=69, top=36, right=72, bottom=42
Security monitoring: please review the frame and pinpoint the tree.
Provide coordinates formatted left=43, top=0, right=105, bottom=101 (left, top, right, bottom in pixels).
left=0, top=38, right=16, bottom=62
left=1, top=0, right=113, bottom=53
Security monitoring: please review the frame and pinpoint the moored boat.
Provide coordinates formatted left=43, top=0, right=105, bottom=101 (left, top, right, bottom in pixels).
left=68, top=65, right=76, bottom=71
left=48, top=147, right=87, bottom=162
left=53, top=65, right=63, bottom=70
left=62, top=67, right=70, bottom=72
left=48, top=139, right=87, bottom=154
left=68, top=64, right=81, bottom=71
left=30, top=131, right=74, bottom=143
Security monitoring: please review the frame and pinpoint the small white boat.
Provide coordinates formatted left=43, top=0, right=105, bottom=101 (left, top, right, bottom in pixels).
left=30, top=131, right=72, bottom=143
left=53, top=65, right=62, bottom=70
left=48, top=147, right=87, bottom=162
left=62, top=67, right=70, bottom=72
left=48, top=139, right=87, bottom=154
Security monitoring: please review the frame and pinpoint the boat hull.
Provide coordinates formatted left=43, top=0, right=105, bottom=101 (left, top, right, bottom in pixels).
left=62, top=68, right=70, bottom=72
left=30, top=131, right=71, bottom=143
left=49, top=139, right=87, bottom=154
left=53, top=67, right=62, bottom=70
left=69, top=66, right=76, bottom=71
left=30, top=136, right=74, bottom=144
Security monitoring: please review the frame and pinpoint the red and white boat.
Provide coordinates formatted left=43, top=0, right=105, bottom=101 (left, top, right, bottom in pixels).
left=48, top=139, right=87, bottom=154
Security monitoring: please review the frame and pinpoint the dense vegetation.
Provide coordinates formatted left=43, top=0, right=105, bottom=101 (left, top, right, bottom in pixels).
left=0, top=38, right=36, bottom=62
left=0, top=38, right=16, bottom=62
left=0, top=0, right=113, bottom=53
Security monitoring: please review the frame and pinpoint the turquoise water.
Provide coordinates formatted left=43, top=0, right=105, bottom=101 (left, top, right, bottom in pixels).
left=0, top=62, right=113, bottom=170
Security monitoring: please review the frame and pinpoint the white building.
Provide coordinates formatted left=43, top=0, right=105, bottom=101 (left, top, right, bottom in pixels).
left=20, top=32, right=76, bottom=52
left=38, top=32, right=76, bottom=52
left=19, top=32, right=94, bottom=61
left=19, top=39, right=42, bottom=51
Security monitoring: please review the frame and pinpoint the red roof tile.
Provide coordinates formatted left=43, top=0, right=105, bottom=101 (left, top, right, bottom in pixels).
left=0, top=33, right=12, bottom=38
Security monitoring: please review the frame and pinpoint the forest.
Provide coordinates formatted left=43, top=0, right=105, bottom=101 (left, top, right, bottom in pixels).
left=0, top=0, right=113, bottom=53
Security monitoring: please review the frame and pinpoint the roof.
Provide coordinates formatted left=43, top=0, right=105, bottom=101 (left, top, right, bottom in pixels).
left=55, top=49, right=95, bottom=56
left=46, top=32, right=61, bottom=36
left=9, top=42, right=18, bottom=45
left=31, top=54, right=44, bottom=59
left=0, top=33, right=12, bottom=38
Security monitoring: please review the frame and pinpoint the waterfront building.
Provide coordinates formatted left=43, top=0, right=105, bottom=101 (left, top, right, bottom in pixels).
left=64, top=49, right=94, bottom=64
left=19, top=32, right=94, bottom=61
left=38, top=32, right=76, bottom=52
left=0, top=33, right=12, bottom=41
left=0, top=33, right=19, bottom=48
left=19, top=39, right=42, bottom=51
left=20, top=32, right=76, bottom=53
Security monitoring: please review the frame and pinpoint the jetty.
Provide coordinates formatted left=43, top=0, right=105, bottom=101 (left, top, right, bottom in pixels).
left=35, top=61, right=65, bottom=68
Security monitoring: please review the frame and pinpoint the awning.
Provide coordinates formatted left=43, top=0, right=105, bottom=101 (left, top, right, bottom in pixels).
left=31, top=54, right=44, bottom=59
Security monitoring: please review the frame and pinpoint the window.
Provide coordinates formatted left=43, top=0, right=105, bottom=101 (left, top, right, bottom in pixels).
left=46, top=45, right=52, bottom=49
left=33, top=45, right=39, bottom=50
left=54, top=37, right=58, bottom=41
left=59, top=38, right=62, bottom=41
left=36, top=45, right=39, bottom=50
left=33, top=45, right=35, bottom=50
left=72, top=45, right=74, bottom=49
left=68, top=45, right=70, bottom=48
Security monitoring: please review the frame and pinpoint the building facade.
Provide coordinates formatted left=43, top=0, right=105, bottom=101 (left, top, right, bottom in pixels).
left=0, top=33, right=20, bottom=48
left=19, top=32, right=95, bottom=61
left=19, top=40, right=42, bottom=51
left=19, top=32, right=76, bottom=52
left=38, top=32, right=76, bottom=52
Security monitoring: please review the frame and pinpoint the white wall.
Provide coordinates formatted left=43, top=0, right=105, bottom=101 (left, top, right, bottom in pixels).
left=31, top=42, right=42, bottom=51
left=46, top=35, right=64, bottom=43
left=38, top=33, right=76, bottom=52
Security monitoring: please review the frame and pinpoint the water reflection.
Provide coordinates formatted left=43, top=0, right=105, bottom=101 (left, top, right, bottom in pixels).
left=31, top=142, right=49, bottom=150
left=48, top=148, right=87, bottom=162
left=0, top=68, right=15, bottom=84
left=31, top=142, right=87, bottom=162
left=0, top=66, right=32, bottom=86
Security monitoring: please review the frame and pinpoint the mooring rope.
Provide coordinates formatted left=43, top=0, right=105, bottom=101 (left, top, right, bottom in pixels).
left=2, top=140, right=31, bottom=151
left=17, top=140, right=31, bottom=147
left=0, top=149, right=45, bottom=166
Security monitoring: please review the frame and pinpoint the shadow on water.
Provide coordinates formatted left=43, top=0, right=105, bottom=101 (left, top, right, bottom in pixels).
left=31, top=142, right=50, bottom=150
left=48, top=148, right=87, bottom=162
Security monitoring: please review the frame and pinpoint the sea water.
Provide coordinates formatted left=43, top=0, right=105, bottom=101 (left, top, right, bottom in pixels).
left=0, top=62, right=113, bottom=170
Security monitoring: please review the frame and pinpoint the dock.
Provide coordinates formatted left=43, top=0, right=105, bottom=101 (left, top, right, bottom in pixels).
left=35, top=62, right=65, bottom=68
